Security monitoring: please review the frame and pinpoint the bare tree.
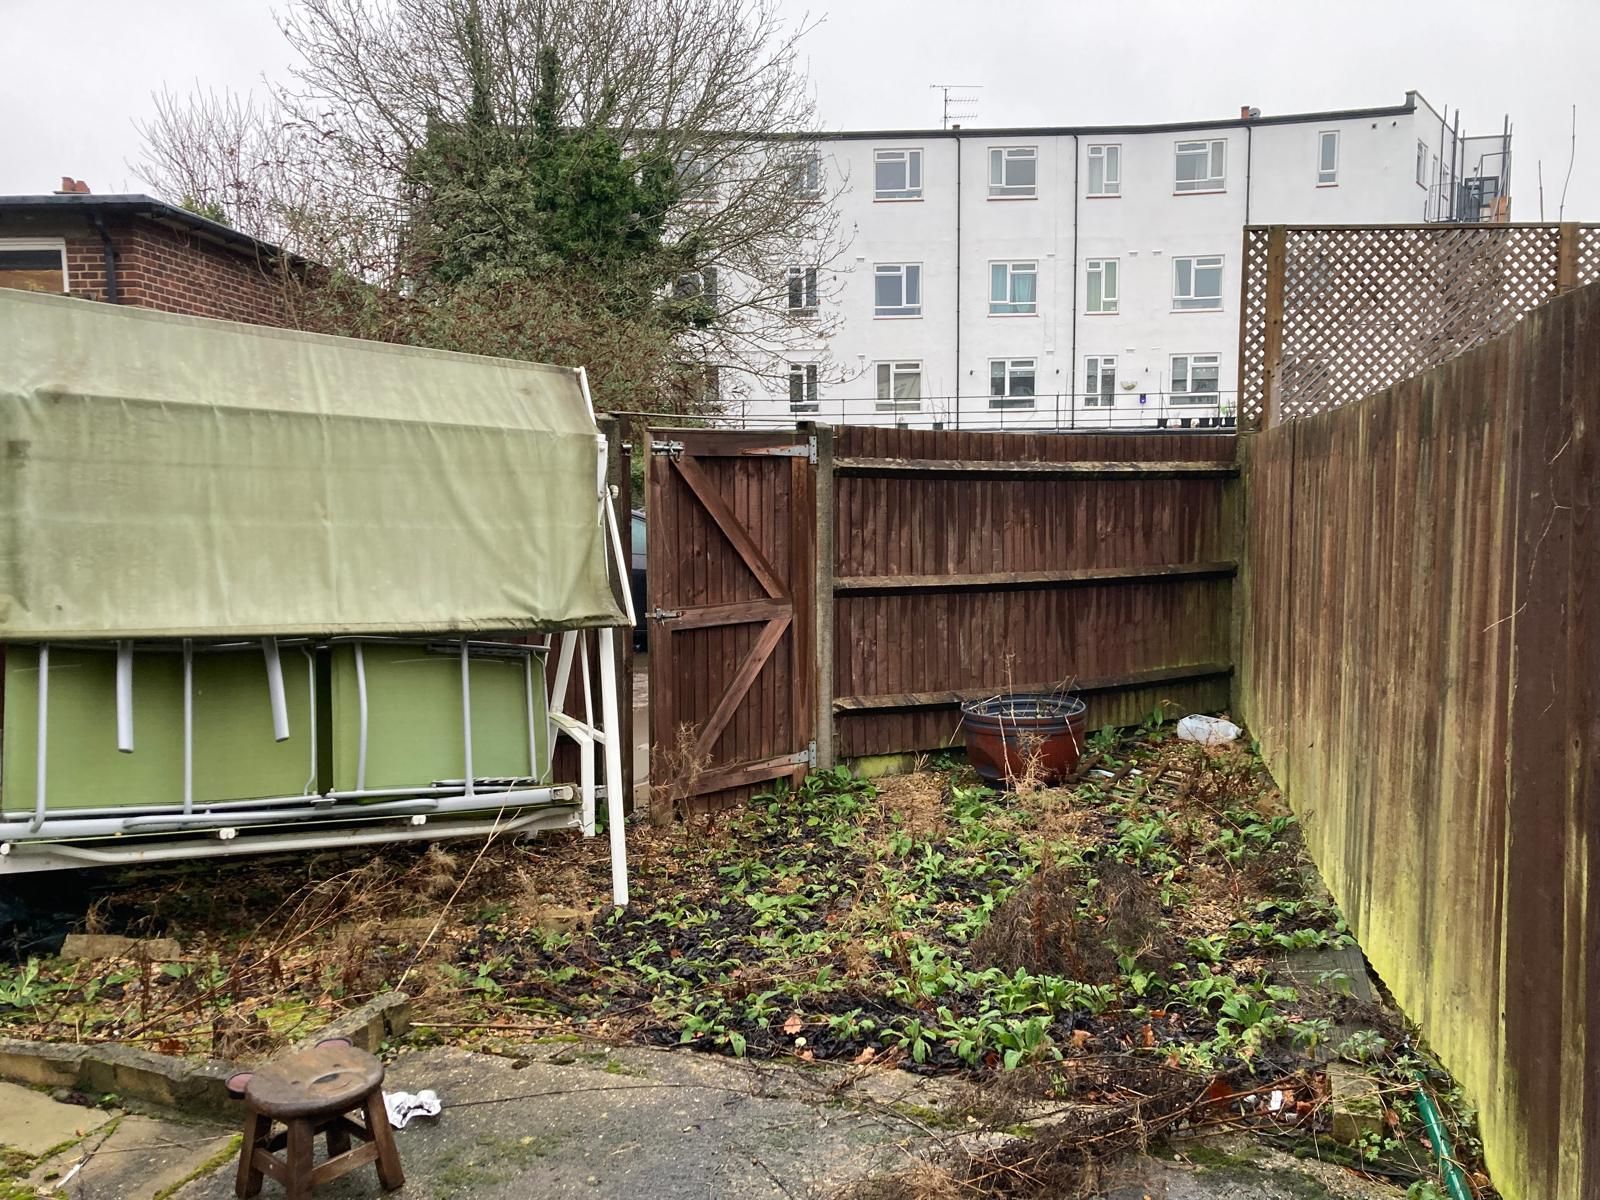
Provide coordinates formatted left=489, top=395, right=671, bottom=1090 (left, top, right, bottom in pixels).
left=137, top=0, right=845, bottom=412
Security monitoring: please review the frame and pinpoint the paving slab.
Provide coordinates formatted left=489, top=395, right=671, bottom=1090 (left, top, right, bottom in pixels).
left=28, top=1114, right=236, bottom=1200
left=0, top=1079, right=112, bottom=1157
left=171, top=1043, right=939, bottom=1200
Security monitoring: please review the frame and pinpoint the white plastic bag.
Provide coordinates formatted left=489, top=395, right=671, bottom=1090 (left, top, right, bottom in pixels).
left=384, top=1089, right=442, bottom=1129
left=1175, top=715, right=1241, bottom=746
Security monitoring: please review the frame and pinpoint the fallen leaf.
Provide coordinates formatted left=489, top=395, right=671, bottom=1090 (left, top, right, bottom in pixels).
left=1140, top=1023, right=1156, bottom=1047
left=783, top=1013, right=804, bottom=1036
left=1070, top=1029, right=1091, bottom=1050
left=798, top=1048, right=814, bottom=1061
left=851, top=1046, right=876, bottom=1066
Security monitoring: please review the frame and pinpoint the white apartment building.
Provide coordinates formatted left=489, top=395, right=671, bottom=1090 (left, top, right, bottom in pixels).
left=739, top=91, right=1511, bottom=429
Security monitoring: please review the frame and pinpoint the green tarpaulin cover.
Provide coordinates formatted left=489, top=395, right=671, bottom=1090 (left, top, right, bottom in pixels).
left=0, top=290, right=626, bottom=638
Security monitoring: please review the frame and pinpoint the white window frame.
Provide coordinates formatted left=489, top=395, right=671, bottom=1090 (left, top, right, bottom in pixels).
left=1086, top=144, right=1121, bottom=197
left=792, top=150, right=822, bottom=199
left=787, top=265, right=818, bottom=313
left=1084, top=355, right=1117, bottom=407
left=1172, top=255, right=1224, bottom=312
left=1416, top=140, right=1429, bottom=187
left=874, top=148, right=923, bottom=201
left=0, top=237, right=69, bottom=292
left=1085, top=258, right=1119, bottom=314
left=873, top=263, right=922, bottom=318
left=1174, top=139, right=1226, bottom=193
left=988, top=260, right=1038, bottom=316
left=874, top=361, right=923, bottom=412
left=988, top=358, right=1037, bottom=409
left=1170, top=353, right=1221, bottom=407
left=988, top=146, right=1038, bottom=198
left=1317, top=130, right=1339, bottom=186
left=788, top=363, right=819, bottom=412
left=675, top=151, right=717, bottom=203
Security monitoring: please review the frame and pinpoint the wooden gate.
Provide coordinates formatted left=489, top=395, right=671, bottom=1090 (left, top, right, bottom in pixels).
left=647, top=429, right=816, bottom=811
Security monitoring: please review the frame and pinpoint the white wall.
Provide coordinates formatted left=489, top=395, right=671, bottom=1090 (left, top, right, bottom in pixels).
left=736, top=93, right=1505, bottom=429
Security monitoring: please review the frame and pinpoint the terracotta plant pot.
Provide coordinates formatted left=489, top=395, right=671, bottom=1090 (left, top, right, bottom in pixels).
left=959, top=693, right=1088, bottom=789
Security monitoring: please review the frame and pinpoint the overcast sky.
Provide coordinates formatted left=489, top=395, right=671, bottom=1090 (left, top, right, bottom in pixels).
left=2, top=0, right=1596, bottom=218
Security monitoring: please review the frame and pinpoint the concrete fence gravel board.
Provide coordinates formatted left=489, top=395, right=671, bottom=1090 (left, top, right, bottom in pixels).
left=1235, top=281, right=1599, bottom=1200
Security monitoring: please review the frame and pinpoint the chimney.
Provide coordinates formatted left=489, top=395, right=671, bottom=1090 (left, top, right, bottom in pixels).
left=1240, top=106, right=1252, bottom=121
left=55, top=177, right=91, bottom=194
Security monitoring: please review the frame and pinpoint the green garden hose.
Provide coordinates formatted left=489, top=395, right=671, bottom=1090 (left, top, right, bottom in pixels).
left=1414, top=1077, right=1474, bottom=1200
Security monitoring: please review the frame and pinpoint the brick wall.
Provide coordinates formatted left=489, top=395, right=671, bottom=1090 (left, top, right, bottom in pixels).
left=62, top=217, right=288, bottom=327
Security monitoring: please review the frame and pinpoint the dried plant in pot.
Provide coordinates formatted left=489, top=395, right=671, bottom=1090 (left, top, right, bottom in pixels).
left=959, top=692, right=1087, bottom=790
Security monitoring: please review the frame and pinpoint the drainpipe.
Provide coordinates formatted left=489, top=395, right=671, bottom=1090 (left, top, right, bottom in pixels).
left=1244, top=121, right=1254, bottom=225
left=1067, top=133, right=1079, bottom=429
left=953, top=126, right=962, bottom=428
left=90, top=215, right=119, bottom=304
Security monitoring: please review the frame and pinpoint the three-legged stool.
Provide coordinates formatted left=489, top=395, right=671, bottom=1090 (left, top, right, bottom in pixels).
left=233, top=1041, right=404, bottom=1199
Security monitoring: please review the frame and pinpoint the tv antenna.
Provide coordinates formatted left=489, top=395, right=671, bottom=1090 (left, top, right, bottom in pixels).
left=930, top=84, right=982, bottom=129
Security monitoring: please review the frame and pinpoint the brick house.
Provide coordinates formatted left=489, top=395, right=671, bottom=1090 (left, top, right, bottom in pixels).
left=0, top=185, right=291, bottom=326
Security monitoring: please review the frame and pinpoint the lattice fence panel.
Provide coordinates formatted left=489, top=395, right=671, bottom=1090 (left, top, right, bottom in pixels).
left=1237, top=228, right=1271, bottom=428
left=1579, top=227, right=1600, bottom=287
left=1240, top=224, right=1600, bottom=427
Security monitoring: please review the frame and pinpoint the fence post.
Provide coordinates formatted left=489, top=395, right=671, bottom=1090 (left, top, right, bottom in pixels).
left=1261, top=225, right=1288, bottom=429
left=1557, top=222, right=1580, bottom=294
left=811, top=423, right=836, bottom=769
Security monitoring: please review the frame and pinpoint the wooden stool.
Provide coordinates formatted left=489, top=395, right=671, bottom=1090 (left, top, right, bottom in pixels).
left=234, top=1042, right=404, bottom=1199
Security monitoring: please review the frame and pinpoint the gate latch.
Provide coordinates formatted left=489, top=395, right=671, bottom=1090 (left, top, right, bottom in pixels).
left=646, top=607, right=680, bottom=623
left=651, top=440, right=685, bottom=458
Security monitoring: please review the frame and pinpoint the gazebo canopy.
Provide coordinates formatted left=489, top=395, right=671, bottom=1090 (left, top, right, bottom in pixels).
left=0, top=290, right=624, bottom=639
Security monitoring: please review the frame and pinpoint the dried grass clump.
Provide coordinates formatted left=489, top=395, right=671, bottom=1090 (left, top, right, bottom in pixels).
left=650, top=721, right=712, bottom=825
left=971, top=861, right=1173, bottom=981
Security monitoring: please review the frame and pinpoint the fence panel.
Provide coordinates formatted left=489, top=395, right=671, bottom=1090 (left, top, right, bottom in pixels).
left=1236, top=281, right=1600, bottom=1200
left=827, top=428, right=1238, bottom=761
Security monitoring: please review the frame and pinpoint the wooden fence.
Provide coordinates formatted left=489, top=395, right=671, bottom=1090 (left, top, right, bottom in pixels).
left=647, top=425, right=1237, bottom=808
left=1238, top=222, right=1600, bottom=429
left=1235, top=282, right=1599, bottom=1200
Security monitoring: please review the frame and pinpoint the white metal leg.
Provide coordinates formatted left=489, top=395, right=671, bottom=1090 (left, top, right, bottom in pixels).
left=31, top=644, right=48, bottom=832
left=115, top=641, right=134, bottom=754
left=182, top=639, right=193, bottom=815
left=263, top=637, right=290, bottom=742
left=598, top=626, right=629, bottom=907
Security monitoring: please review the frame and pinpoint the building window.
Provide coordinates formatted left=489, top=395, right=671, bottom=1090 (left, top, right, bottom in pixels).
left=875, top=148, right=923, bottom=200
left=1085, top=258, right=1118, bottom=314
left=1084, top=355, right=1117, bottom=406
left=989, top=261, right=1037, bottom=315
left=874, top=263, right=922, bottom=317
left=988, top=146, right=1037, bottom=198
left=1174, top=139, right=1226, bottom=192
left=1172, top=255, right=1223, bottom=311
left=1087, top=144, right=1121, bottom=196
left=787, top=266, right=818, bottom=312
left=875, top=361, right=922, bottom=411
left=675, top=151, right=717, bottom=202
left=1170, top=354, right=1220, bottom=406
left=791, top=150, right=822, bottom=198
left=673, top=267, right=718, bottom=315
left=789, top=363, right=819, bottom=412
left=1416, top=140, right=1428, bottom=187
left=0, top=239, right=68, bottom=293
left=989, top=358, right=1036, bottom=408
left=1317, top=130, right=1339, bottom=185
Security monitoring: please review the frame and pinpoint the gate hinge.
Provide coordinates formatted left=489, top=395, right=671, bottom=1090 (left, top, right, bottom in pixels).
left=788, top=740, right=817, bottom=769
left=646, top=607, right=680, bottom=622
left=743, top=437, right=817, bottom=463
left=652, top=440, right=685, bottom=458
